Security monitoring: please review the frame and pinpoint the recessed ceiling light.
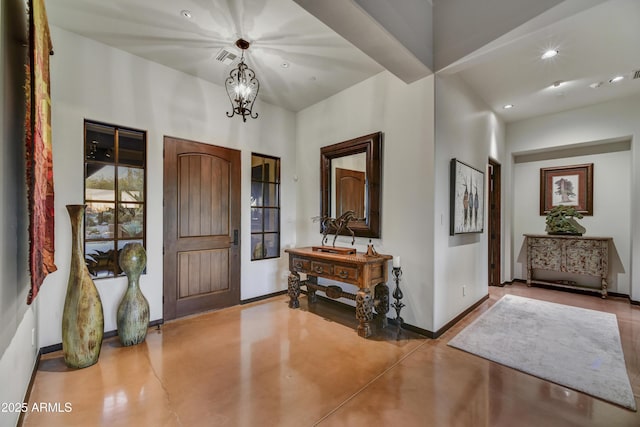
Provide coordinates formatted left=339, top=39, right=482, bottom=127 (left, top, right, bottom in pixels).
left=280, top=62, right=290, bottom=69
left=590, top=82, right=603, bottom=89
left=551, top=80, right=564, bottom=88
left=180, top=10, right=192, bottom=19
left=541, top=49, right=559, bottom=60
left=609, top=75, right=624, bottom=83
left=503, top=104, right=514, bottom=109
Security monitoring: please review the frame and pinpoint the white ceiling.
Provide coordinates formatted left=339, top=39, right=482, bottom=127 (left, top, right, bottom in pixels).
left=452, top=0, right=640, bottom=122
left=45, top=0, right=640, bottom=122
left=45, top=0, right=384, bottom=112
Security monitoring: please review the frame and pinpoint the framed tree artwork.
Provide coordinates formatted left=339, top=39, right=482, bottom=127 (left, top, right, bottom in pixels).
left=540, top=163, right=593, bottom=215
left=450, top=158, right=484, bottom=235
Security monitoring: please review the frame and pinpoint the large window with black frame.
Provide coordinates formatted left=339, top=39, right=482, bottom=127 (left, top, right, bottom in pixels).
left=250, top=153, right=280, bottom=260
left=83, top=120, right=146, bottom=278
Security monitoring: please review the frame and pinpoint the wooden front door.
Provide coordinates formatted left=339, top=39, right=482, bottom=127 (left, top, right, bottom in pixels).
left=488, top=159, right=501, bottom=287
left=163, top=136, right=241, bottom=320
left=335, top=168, right=365, bottom=218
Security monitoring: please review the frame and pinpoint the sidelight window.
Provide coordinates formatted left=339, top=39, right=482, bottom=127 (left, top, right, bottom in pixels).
left=250, top=153, right=280, bottom=260
left=84, top=120, right=146, bottom=278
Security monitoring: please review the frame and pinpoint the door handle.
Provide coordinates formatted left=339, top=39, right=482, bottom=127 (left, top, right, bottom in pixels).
left=233, top=229, right=238, bottom=245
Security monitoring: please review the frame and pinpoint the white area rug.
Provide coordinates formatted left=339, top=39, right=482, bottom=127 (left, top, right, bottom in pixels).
left=448, top=295, right=637, bottom=410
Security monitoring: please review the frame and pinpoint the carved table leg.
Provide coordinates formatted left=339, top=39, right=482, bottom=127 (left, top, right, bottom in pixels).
left=601, top=277, right=608, bottom=299
left=374, top=283, right=389, bottom=329
left=356, top=288, right=373, bottom=338
left=288, top=272, right=300, bottom=308
left=307, top=275, right=318, bottom=304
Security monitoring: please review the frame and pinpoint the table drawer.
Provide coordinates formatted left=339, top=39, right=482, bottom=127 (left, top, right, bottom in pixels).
left=333, top=265, right=358, bottom=281
left=291, top=257, right=310, bottom=272
left=311, top=261, right=334, bottom=275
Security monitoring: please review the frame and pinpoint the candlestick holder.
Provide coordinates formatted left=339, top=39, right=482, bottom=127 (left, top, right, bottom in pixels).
left=391, top=266, right=405, bottom=337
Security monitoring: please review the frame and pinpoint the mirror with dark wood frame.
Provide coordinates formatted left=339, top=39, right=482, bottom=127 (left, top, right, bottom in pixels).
left=320, top=132, right=382, bottom=239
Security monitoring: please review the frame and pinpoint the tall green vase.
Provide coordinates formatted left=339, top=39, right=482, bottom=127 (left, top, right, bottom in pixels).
left=117, top=242, right=149, bottom=346
left=62, top=205, right=104, bottom=368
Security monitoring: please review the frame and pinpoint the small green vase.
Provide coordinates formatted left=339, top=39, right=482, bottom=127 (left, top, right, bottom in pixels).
left=117, top=243, right=149, bottom=346
left=62, top=205, right=104, bottom=368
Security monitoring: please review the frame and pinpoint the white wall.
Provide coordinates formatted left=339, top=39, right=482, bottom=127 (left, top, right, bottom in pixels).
left=38, top=27, right=296, bottom=348
left=296, top=71, right=436, bottom=331
left=433, top=73, right=506, bottom=331
left=506, top=94, right=640, bottom=300
left=0, top=307, right=38, bottom=427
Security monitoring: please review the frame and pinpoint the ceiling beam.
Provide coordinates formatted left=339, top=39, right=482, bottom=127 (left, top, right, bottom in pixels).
left=293, top=0, right=432, bottom=83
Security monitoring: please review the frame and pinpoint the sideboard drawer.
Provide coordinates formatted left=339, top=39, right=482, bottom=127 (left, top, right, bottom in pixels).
left=311, top=261, right=334, bottom=275
left=565, top=239, right=605, bottom=250
left=528, top=237, right=562, bottom=249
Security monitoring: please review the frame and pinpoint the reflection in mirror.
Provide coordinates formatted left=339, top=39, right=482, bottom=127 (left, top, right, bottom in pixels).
left=321, top=132, right=381, bottom=239
left=330, top=152, right=367, bottom=218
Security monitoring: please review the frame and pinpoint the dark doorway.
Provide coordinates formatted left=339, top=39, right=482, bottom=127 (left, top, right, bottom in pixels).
left=488, top=158, right=502, bottom=287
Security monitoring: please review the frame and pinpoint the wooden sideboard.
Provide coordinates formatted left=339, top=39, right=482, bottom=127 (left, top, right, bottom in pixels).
left=524, top=234, right=611, bottom=298
left=284, top=247, right=392, bottom=338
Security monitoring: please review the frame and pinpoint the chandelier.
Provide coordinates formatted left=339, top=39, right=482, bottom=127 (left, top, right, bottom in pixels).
left=225, top=39, right=259, bottom=122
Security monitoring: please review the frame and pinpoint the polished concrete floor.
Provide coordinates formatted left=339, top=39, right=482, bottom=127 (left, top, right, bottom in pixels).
left=22, top=283, right=640, bottom=426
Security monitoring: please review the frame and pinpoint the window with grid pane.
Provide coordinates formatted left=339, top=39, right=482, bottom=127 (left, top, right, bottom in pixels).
left=251, top=153, right=280, bottom=260
left=84, top=120, right=146, bottom=278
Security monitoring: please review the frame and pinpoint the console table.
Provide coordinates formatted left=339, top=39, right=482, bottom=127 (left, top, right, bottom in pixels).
left=524, top=234, right=611, bottom=298
left=285, top=247, right=392, bottom=338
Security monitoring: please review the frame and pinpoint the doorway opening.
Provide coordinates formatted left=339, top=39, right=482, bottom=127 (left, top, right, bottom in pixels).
left=488, top=158, right=501, bottom=287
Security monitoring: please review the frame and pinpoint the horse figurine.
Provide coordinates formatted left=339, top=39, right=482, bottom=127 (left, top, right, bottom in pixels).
left=313, top=210, right=357, bottom=247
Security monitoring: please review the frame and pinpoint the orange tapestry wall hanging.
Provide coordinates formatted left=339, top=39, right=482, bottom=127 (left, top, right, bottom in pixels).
left=26, top=0, right=56, bottom=304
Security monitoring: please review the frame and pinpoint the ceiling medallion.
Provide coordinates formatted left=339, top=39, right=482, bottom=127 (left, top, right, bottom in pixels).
left=225, top=39, right=259, bottom=122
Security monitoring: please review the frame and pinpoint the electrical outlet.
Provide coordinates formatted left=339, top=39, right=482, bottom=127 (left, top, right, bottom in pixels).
left=462, top=285, right=466, bottom=297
